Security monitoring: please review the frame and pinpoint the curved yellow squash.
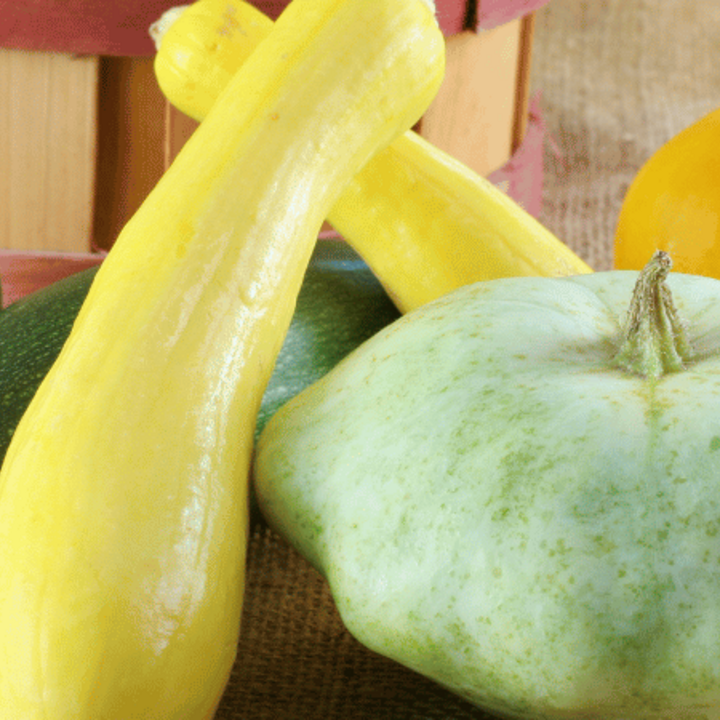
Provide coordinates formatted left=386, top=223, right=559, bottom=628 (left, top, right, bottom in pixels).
left=614, top=106, right=720, bottom=277
left=154, top=0, right=591, bottom=314
left=0, top=0, right=445, bottom=716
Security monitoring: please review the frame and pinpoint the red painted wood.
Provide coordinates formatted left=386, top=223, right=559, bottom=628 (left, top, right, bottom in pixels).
left=0, top=1, right=549, bottom=56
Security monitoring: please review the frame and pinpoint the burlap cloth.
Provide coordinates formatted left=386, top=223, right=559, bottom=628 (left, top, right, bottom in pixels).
left=534, top=0, right=720, bottom=273
left=217, top=1, right=720, bottom=716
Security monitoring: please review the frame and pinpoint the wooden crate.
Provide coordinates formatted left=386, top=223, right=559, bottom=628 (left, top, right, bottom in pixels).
left=0, top=10, right=536, bottom=252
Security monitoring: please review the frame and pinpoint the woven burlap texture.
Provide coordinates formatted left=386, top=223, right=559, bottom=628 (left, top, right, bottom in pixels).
left=216, top=1, right=720, bottom=717
left=534, top=0, right=720, bottom=272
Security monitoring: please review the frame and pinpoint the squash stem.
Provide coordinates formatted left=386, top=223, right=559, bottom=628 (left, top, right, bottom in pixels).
left=612, top=250, right=693, bottom=379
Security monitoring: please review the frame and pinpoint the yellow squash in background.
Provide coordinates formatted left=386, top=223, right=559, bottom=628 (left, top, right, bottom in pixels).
left=153, top=0, right=591, bottom=314
left=0, top=0, right=445, bottom=716
left=614, top=106, right=720, bottom=277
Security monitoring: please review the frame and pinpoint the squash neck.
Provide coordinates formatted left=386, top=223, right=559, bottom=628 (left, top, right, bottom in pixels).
left=612, top=250, right=693, bottom=380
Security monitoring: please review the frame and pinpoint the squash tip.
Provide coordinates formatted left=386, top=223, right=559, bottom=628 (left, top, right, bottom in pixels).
left=149, top=5, right=191, bottom=50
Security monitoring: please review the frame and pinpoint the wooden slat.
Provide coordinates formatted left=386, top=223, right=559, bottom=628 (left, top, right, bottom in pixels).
left=164, top=103, right=199, bottom=169
left=512, top=12, right=536, bottom=153
left=417, top=18, right=525, bottom=178
left=0, top=48, right=98, bottom=252
left=92, top=56, right=167, bottom=250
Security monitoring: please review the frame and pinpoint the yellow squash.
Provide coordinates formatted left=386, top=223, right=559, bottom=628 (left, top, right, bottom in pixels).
left=614, top=106, right=720, bottom=277
left=0, top=0, right=445, bottom=716
left=153, top=0, right=591, bottom=314
left=150, top=0, right=273, bottom=123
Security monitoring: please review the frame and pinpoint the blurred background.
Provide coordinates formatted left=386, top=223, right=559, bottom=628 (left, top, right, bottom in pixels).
left=3, top=0, right=718, bottom=272
left=532, top=0, right=720, bottom=270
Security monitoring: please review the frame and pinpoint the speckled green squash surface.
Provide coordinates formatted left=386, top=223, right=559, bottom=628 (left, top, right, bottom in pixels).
left=0, top=240, right=398, bottom=466
left=254, top=263, right=720, bottom=720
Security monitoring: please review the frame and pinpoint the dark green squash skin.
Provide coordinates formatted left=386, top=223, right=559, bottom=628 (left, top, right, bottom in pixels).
left=0, top=266, right=101, bottom=460
left=0, top=240, right=399, bottom=465
left=255, top=240, right=400, bottom=437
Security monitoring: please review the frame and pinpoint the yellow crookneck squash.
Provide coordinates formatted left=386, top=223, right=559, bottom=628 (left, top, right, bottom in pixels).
left=153, top=0, right=591, bottom=314
left=0, top=0, right=445, bottom=717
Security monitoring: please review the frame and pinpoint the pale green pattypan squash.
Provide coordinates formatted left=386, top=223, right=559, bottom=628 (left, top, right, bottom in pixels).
left=255, top=252, right=720, bottom=720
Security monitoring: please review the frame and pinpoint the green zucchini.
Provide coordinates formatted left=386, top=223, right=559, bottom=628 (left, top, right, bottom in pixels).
left=0, top=265, right=100, bottom=459
left=0, top=240, right=399, bottom=464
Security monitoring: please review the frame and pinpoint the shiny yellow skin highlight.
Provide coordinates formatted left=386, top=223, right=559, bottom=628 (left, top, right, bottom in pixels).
left=614, top=107, right=720, bottom=277
left=155, top=0, right=591, bottom=314
left=0, top=0, right=445, bottom=716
